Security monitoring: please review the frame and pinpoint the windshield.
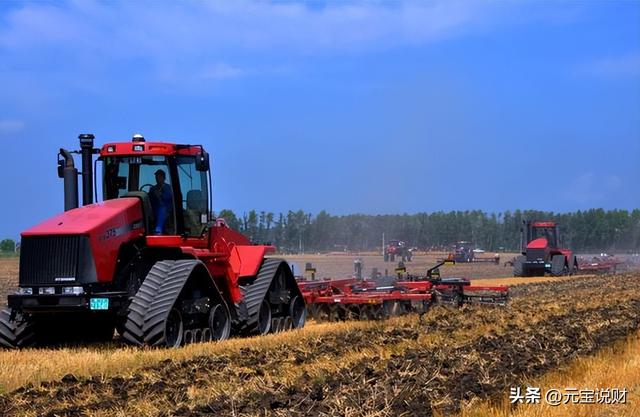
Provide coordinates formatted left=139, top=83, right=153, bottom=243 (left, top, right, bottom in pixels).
left=103, top=155, right=170, bottom=199
left=532, top=226, right=557, bottom=247
left=103, top=155, right=176, bottom=234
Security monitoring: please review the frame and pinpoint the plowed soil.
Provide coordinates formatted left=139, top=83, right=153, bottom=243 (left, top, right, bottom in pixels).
left=1, top=272, right=638, bottom=417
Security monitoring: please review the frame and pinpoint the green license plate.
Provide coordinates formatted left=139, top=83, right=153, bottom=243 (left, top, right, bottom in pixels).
left=90, top=298, right=109, bottom=310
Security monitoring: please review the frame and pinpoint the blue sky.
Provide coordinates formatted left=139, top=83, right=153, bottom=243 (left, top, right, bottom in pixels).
left=0, top=1, right=639, bottom=238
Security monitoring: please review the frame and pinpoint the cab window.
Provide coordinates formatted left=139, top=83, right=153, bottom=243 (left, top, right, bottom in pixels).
left=176, top=155, right=209, bottom=236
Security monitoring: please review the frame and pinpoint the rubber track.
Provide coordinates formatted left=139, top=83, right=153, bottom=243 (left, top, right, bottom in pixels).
left=142, top=260, right=197, bottom=346
left=240, top=258, right=281, bottom=329
left=0, top=308, right=35, bottom=349
left=122, top=261, right=172, bottom=345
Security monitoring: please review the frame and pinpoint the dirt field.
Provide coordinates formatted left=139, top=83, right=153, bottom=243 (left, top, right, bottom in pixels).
left=0, top=258, right=18, bottom=310
left=281, top=252, right=517, bottom=281
left=0, top=272, right=638, bottom=416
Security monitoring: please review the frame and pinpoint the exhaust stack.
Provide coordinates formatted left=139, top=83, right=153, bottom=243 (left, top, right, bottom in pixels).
left=59, top=148, right=78, bottom=211
left=79, top=133, right=96, bottom=206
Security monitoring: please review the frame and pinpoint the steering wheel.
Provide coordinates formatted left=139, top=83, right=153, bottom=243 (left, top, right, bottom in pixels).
left=139, top=183, right=154, bottom=193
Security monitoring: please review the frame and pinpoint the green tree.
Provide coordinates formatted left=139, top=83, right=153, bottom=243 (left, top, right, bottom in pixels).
left=0, top=239, right=16, bottom=252
left=216, top=209, right=240, bottom=231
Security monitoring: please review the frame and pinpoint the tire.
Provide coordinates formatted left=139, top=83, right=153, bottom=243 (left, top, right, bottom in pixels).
left=0, top=308, right=35, bottom=349
left=551, top=254, right=568, bottom=276
left=513, top=255, right=526, bottom=277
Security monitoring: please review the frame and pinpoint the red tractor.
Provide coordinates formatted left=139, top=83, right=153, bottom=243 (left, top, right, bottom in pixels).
left=0, top=134, right=306, bottom=348
left=383, top=239, right=413, bottom=262
left=513, top=220, right=578, bottom=277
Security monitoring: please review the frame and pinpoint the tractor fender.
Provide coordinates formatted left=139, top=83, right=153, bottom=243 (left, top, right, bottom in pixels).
left=226, top=245, right=277, bottom=278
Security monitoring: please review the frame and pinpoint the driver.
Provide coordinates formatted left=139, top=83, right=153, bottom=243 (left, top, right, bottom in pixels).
left=149, top=169, right=173, bottom=234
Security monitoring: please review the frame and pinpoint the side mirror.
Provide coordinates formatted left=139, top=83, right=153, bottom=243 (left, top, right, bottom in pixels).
left=195, top=151, right=210, bottom=172
left=57, top=160, right=64, bottom=178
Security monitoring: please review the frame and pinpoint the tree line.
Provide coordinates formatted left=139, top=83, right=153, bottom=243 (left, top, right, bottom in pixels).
left=2, top=208, right=638, bottom=254
left=217, top=208, right=640, bottom=253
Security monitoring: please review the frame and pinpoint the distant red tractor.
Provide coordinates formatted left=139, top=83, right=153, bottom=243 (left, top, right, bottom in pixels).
left=383, top=240, right=413, bottom=262
left=514, top=220, right=578, bottom=277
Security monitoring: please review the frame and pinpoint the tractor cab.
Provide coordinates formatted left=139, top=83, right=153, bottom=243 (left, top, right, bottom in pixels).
left=529, top=221, right=558, bottom=249
left=100, top=135, right=211, bottom=238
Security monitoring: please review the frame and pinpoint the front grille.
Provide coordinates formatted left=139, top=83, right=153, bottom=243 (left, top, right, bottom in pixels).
left=19, top=235, right=82, bottom=285
left=526, top=248, right=546, bottom=262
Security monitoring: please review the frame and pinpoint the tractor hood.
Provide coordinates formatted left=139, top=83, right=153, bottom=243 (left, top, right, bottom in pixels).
left=526, top=237, right=548, bottom=250
left=22, top=198, right=143, bottom=236
left=20, top=198, right=145, bottom=284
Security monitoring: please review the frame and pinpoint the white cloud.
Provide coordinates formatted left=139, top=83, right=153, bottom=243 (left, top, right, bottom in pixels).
left=0, top=120, right=24, bottom=135
left=0, top=0, right=516, bottom=93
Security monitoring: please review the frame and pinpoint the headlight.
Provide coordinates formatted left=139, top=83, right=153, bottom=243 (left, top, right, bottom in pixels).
left=39, top=287, right=55, bottom=295
left=15, top=287, right=33, bottom=295
left=62, top=286, right=84, bottom=295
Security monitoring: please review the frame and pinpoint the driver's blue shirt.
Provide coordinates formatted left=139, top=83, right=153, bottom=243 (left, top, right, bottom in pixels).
left=150, top=183, right=173, bottom=234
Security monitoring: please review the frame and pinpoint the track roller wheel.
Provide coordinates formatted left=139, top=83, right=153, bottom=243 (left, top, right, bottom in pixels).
left=209, top=303, right=231, bottom=341
left=193, top=329, right=202, bottom=343
left=164, top=308, right=184, bottom=348
left=256, top=300, right=272, bottom=335
left=202, top=328, right=212, bottom=342
left=284, top=316, right=293, bottom=330
left=289, top=295, right=306, bottom=329
left=270, top=317, right=282, bottom=333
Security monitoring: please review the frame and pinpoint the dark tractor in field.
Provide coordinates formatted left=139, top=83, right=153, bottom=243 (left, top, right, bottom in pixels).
left=452, top=241, right=474, bottom=263
left=513, top=220, right=578, bottom=277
